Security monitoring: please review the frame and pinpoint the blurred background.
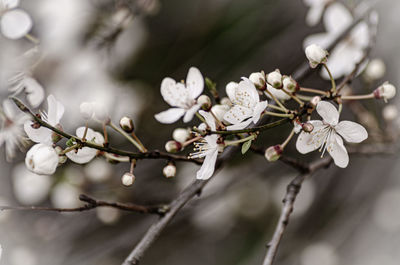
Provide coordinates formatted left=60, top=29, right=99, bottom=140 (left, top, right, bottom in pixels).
left=0, top=0, right=399, bottom=264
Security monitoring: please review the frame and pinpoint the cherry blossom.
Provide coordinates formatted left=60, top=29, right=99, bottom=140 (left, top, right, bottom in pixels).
left=65, top=127, right=104, bottom=164
left=190, top=110, right=221, bottom=180
left=296, top=101, right=368, bottom=168
left=25, top=143, right=59, bottom=175
left=8, top=72, right=45, bottom=108
left=303, top=2, right=369, bottom=79
left=24, top=94, right=64, bottom=145
left=224, top=78, right=268, bottom=130
left=155, top=67, right=204, bottom=124
left=0, top=0, right=33, bottom=39
left=0, top=99, right=29, bottom=161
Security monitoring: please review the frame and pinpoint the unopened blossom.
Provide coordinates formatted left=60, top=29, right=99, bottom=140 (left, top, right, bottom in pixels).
left=165, top=140, right=182, bottom=153
left=305, top=44, right=328, bottom=68
left=121, top=172, right=135, bottom=186
left=303, top=2, right=369, bottom=79
left=374, top=82, right=396, bottom=102
left=25, top=143, right=59, bottom=175
left=224, top=78, right=268, bottom=130
left=24, top=95, right=64, bottom=145
left=163, top=164, right=176, bottom=178
left=190, top=110, right=221, bottom=180
left=282, top=76, right=298, bottom=92
left=197, top=95, right=211, bottom=110
left=8, top=72, right=45, bottom=108
left=303, top=0, right=332, bottom=26
left=249, top=72, right=266, bottom=90
left=119, top=116, right=134, bottom=133
left=266, top=70, right=282, bottom=88
left=0, top=99, right=29, bottom=161
left=364, top=59, right=386, bottom=81
left=265, top=145, right=282, bottom=162
left=0, top=0, right=33, bottom=39
left=79, top=102, right=95, bottom=120
left=65, top=127, right=104, bottom=164
left=296, top=101, right=368, bottom=168
left=172, top=128, right=190, bottom=143
left=155, top=67, right=204, bottom=123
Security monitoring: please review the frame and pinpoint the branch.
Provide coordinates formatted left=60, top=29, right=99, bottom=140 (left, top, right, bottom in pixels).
left=262, top=157, right=332, bottom=265
left=0, top=194, right=167, bottom=216
left=11, top=97, right=201, bottom=165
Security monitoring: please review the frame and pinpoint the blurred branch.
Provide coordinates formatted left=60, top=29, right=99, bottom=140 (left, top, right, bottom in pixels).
left=0, top=194, right=168, bottom=216
left=11, top=97, right=201, bottom=165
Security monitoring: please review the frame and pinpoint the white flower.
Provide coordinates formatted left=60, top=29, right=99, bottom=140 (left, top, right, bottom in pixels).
left=224, top=78, right=268, bottom=130
left=265, top=84, right=291, bottom=101
left=25, top=143, right=59, bottom=175
left=296, top=101, right=368, bottom=168
left=0, top=99, right=29, bottom=161
left=155, top=67, right=204, bottom=124
left=51, top=182, right=82, bottom=208
left=303, top=3, right=369, bottom=79
left=305, top=44, right=328, bottom=68
left=65, top=127, right=104, bottom=164
left=364, top=59, right=386, bottom=81
left=374, top=82, right=396, bottom=102
left=190, top=110, right=220, bottom=180
left=24, top=95, right=64, bottom=145
left=303, top=0, right=332, bottom=26
left=8, top=72, right=45, bottom=108
left=79, top=102, right=95, bottom=120
left=0, top=0, right=33, bottom=39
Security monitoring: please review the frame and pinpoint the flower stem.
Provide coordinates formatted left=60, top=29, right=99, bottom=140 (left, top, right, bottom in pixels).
left=131, top=132, right=148, bottom=152
left=25, top=34, right=40, bottom=45
left=341, top=93, right=375, bottom=100
left=267, top=104, right=287, bottom=113
left=109, top=122, right=146, bottom=153
left=299, top=87, right=328, bottom=96
left=282, top=88, right=304, bottom=107
left=281, top=129, right=295, bottom=148
left=323, top=63, right=337, bottom=95
left=264, top=91, right=289, bottom=113
left=61, top=144, right=80, bottom=155
left=224, top=134, right=256, bottom=146
left=182, top=136, right=203, bottom=147
left=264, top=111, right=294, bottom=119
left=82, top=121, right=89, bottom=142
left=210, top=110, right=225, bottom=130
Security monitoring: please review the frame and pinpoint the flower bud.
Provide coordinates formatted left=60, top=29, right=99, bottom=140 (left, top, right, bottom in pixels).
left=249, top=72, right=266, bottom=90
left=310, top=96, right=321, bottom=108
left=267, top=69, right=282, bottom=88
left=197, top=95, right=212, bottom=110
left=305, top=44, right=328, bottom=68
left=165, top=140, right=182, bottom=153
left=302, top=122, right=314, bottom=133
left=163, top=164, right=176, bottom=178
left=382, top=105, right=398, bottom=121
left=172, top=128, right=190, bottom=143
left=220, top=97, right=232, bottom=106
left=121, top=172, right=135, bottom=186
left=80, top=102, right=95, bottom=120
left=282, top=76, right=298, bottom=93
left=25, top=144, right=59, bottom=175
left=94, top=104, right=110, bottom=124
left=364, top=59, right=386, bottom=81
left=374, top=82, right=396, bottom=101
left=264, top=145, right=282, bottom=162
left=119, top=116, right=134, bottom=133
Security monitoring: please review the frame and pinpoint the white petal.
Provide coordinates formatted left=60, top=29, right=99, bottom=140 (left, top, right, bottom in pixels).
left=46, top=95, right=64, bottom=126
left=226, top=119, right=253, bottom=130
left=1, top=9, right=32, bottom=39
left=252, top=100, right=268, bottom=124
left=316, top=101, right=339, bottom=125
left=265, top=85, right=291, bottom=101
left=24, top=120, right=52, bottom=144
left=186, top=67, right=204, bottom=99
left=24, top=77, right=45, bottom=108
left=160, top=78, right=190, bottom=108
left=196, top=149, right=218, bottom=180
left=183, top=104, right=201, bottom=123
left=352, top=22, right=369, bottom=48
left=223, top=105, right=253, bottom=125
left=199, top=110, right=216, bottom=131
left=324, top=2, right=352, bottom=35
left=335, top=121, right=368, bottom=143
left=327, top=133, right=349, bottom=168
left=306, top=5, right=324, bottom=26
left=296, top=120, right=326, bottom=154
left=225, top=82, right=238, bottom=102
left=3, top=99, right=16, bottom=118
left=303, top=32, right=335, bottom=50
left=154, top=108, right=185, bottom=124
left=66, top=127, right=104, bottom=164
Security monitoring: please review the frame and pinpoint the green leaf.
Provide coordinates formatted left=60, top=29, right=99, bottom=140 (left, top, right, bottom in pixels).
left=66, top=137, right=76, bottom=147
left=241, top=139, right=252, bottom=154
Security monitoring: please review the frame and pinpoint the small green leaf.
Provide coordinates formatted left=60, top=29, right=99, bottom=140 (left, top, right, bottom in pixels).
left=241, top=139, right=252, bottom=154
left=205, top=77, right=216, bottom=91
left=66, top=137, right=76, bottom=147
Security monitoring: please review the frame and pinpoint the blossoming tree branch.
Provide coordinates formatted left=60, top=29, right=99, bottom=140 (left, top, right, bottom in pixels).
left=0, top=0, right=398, bottom=264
